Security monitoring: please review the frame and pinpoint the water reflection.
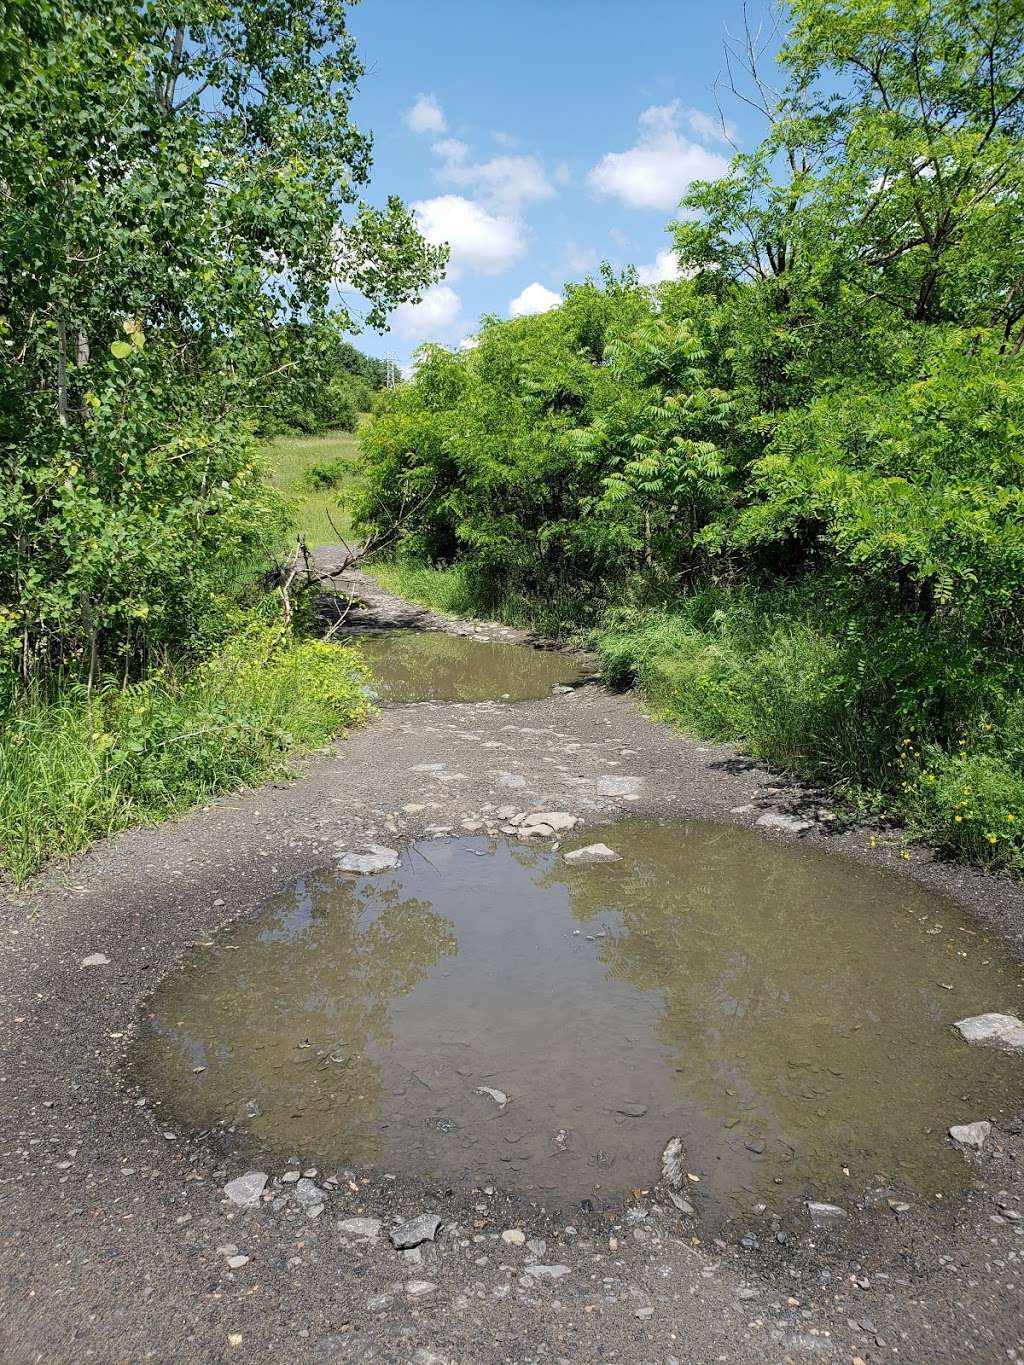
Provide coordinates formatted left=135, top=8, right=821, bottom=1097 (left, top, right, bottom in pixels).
left=130, top=824, right=1023, bottom=1217
left=350, top=630, right=582, bottom=703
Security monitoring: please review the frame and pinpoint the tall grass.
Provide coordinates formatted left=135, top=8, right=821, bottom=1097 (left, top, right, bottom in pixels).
left=0, top=626, right=370, bottom=885
left=265, top=425, right=364, bottom=546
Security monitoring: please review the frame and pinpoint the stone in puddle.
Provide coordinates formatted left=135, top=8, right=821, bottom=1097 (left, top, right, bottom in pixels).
left=335, top=843, right=400, bottom=875
left=338, top=1217, right=382, bottom=1240
left=617, top=1102, right=648, bottom=1118
left=563, top=843, right=621, bottom=866
left=475, top=1086, right=508, bottom=1107
left=950, top=1121, right=991, bottom=1149
left=756, top=811, right=813, bottom=833
left=517, top=811, right=578, bottom=841
left=389, top=1213, right=442, bottom=1249
left=955, top=1013, right=1024, bottom=1053
left=224, top=1171, right=268, bottom=1207
left=661, top=1137, right=686, bottom=1188
left=806, top=1201, right=848, bottom=1226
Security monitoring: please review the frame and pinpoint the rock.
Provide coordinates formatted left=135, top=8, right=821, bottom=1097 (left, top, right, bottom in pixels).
left=405, top=1280, right=437, bottom=1298
left=335, top=844, right=400, bottom=875
left=661, top=1137, right=686, bottom=1188
left=563, top=843, right=621, bottom=866
left=475, top=1086, right=508, bottom=1107
left=389, top=1213, right=442, bottom=1249
left=552, top=685, right=574, bottom=695
left=950, top=1120, right=991, bottom=1149
left=80, top=953, right=110, bottom=967
left=596, top=775, right=641, bottom=797
left=526, top=1238, right=547, bottom=1257
left=954, top=1013, right=1024, bottom=1053
left=337, top=1217, right=382, bottom=1240
left=517, top=811, right=578, bottom=841
left=226, top=1254, right=249, bottom=1270
left=223, top=1172, right=268, bottom=1207
left=281, top=1170, right=300, bottom=1183
left=806, top=1201, right=848, bottom=1226
left=523, top=1263, right=571, bottom=1279
left=292, top=1177, right=325, bottom=1207
left=667, top=1191, right=694, bottom=1216
left=501, top=1229, right=526, bottom=1245
left=745, top=1138, right=767, bottom=1154
left=755, top=811, right=813, bottom=833
left=617, top=1102, right=648, bottom=1117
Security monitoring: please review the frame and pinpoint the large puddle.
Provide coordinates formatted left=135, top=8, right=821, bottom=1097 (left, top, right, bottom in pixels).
left=350, top=630, right=583, bottom=703
left=130, top=822, right=1023, bottom=1222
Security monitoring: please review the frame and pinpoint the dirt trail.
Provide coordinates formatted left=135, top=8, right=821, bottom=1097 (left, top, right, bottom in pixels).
left=2, top=569, right=1023, bottom=1364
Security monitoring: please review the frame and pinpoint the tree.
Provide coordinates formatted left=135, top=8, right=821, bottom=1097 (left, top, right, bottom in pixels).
left=0, top=0, right=446, bottom=689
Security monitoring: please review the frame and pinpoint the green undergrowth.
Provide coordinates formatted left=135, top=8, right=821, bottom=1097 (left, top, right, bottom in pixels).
left=596, top=594, right=1024, bottom=878
left=266, top=425, right=364, bottom=546
left=0, top=625, right=371, bottom=886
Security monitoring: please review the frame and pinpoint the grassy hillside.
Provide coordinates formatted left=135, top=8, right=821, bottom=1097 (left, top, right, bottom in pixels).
left=266, top=425, right=364, bottom=546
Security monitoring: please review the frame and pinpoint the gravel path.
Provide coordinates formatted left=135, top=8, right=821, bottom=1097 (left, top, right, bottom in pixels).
left=2, top=570, right=1023, bottom=1364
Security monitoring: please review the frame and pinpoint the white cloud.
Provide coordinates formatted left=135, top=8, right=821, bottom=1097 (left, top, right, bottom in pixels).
left=405, top=93, right=446, bottom=135
left=391, top=283, right=463, bottom=342
left=636, top=248, right=681, bottom=284
left=686, top=107, right=737, bottom=145
left=587, top=101, right=729, bottom=210
left=508, top=282, right=562, bottom=318
left=565, top=241, right=599, bottom=275
left=412, top=194, right=526, bottom=278
left=434, top=145, right=555, bottom=213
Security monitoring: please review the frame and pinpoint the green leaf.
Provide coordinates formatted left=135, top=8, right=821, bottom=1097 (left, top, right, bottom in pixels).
left=110, top=340, right=132, bottom=359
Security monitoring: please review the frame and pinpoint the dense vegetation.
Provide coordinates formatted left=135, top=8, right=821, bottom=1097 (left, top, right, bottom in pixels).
left=359, top=0, right=1024, bottom=874
left=0, top=0, right=440, bottom=879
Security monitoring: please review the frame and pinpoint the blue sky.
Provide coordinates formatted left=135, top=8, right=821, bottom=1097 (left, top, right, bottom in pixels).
left=340, top=0, right=779, bottom=367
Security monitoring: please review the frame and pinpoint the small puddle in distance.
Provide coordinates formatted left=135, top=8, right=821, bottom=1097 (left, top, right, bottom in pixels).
left=348, top=629, right=583, bottom=702
left=129, top=821, right=1023, bottom=1222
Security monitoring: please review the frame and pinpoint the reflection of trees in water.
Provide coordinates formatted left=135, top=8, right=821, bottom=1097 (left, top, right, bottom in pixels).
left=560, top=822, right=1015, bottom=1188
left=138, top=871, right=457, bottom=1161
left=357, top=631, right=578, bottom=702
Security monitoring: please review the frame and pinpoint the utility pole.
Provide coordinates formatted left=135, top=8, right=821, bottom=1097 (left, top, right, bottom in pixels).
left=385, top=354, right=397, bottom=387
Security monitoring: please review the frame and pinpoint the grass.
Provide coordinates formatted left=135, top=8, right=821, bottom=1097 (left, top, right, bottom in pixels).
left=0, top=624, right=370, bottom=885
left=265, top=424, right=364, bottom=546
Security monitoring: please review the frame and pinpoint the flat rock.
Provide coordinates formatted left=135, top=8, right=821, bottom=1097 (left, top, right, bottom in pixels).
left=950, top=1120, right=991, bottom=1149
left=596, top=775, right=641, bottom=797
left=389, top=1213, right=442, bottom=1249
left=563, top=843, right=621, bottom=866
left=224, top=1171, right=268, bottom=1207
left=405, top=1279, right=437, bottom=1298
left=80, top=953, right=110, bottom=967
left=335, top=843, right=400, bottom=874
left=501, top=1229, right=526, bottom=1245
left=524, top=1263, right=571, bottom=1279
left=954, top=1013, right=1024, bottom=1053
left=337, top=1217, right=382, bottom=1239
left=292, top=1177, right=325, bottom=1207
left=661, top=1137, right=686, bottom=1188
left=226, top=1254, right=249, bottom=1270
left=806, top=1201, right=848, bottom=1226
left=756, top=811, right=813, bottom=833
left=668, top=1190, right=695, bottom=1216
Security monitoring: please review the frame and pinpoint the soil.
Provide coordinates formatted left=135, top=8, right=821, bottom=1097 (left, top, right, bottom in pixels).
left=2, top=558, right=1022, bottom=1364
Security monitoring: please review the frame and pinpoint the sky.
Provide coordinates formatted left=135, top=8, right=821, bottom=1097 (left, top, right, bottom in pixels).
left=339, top=0, right=780, bottom=368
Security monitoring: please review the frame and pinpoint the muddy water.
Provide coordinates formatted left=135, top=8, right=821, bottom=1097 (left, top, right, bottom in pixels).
left=130, top=822, right=1023, bottom=1219
left=351, top=630, right=583, bottom=702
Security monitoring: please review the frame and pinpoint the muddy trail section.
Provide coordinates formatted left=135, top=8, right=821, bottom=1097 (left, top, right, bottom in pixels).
left=2, top=556, right=1023, bottom=1364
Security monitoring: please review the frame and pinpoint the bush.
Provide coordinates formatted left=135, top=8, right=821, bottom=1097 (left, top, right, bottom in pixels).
left=0, top=625, right=371, bottom=884
left=304, top=457, right=352, bottom=491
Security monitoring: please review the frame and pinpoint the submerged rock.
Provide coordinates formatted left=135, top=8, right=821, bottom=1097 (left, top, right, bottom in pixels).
left=563, top=843, right=621, bottom=866
left=950, top=1120, right=991, bottom=1150
left=223, top=1171, right=268, bottom=1207
left=806, top=1201, right=848, bottom=1226
left=518, top=811, right=578, bottom=840
left=954, top=1013, right=1024, bottom=1053
left=389, top=1213, right=442, bottom=1249
left=335, top=844, right=400, bottom=874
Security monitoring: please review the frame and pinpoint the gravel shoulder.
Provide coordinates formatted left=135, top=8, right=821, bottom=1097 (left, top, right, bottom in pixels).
left=2, top=571, right=1023, bottom=1364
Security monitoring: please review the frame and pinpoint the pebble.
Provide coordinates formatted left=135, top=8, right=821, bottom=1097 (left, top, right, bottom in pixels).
left=223, top=1172, right=268, bottom=1207
left=80, top=953, right=110, bottom=967
left=405, top=1280, right=437, bottom=1298
left=226, top=1255, right=249, bottom=1270
left=806, top=1201, right=848, bottom=1226
left=949, top=1120, right=991, bottom=1149
left=338, top=1217, right=382, bottom=1240
left=501, top=1229, right=526, bottom=1245
left=389, top=1213, right=442, bottom=1249
left=523, top=1264, right=571, bottom=1280
left=475, top=1086, right=508, bottom=1107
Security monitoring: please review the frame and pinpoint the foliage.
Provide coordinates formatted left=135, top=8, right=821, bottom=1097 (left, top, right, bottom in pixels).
left=0, top=625, right=370, bottom=884
left=0, top=0, right=444, bottom=692
left=357, top=0, right=1024, bottom=875
left=266, top=427, right=361, bottom=546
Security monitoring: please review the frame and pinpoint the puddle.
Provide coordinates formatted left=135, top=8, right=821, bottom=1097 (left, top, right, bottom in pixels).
left=349, top=630, right=583, bottom=702
left=129, top=822, right=1023, bottom=1221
